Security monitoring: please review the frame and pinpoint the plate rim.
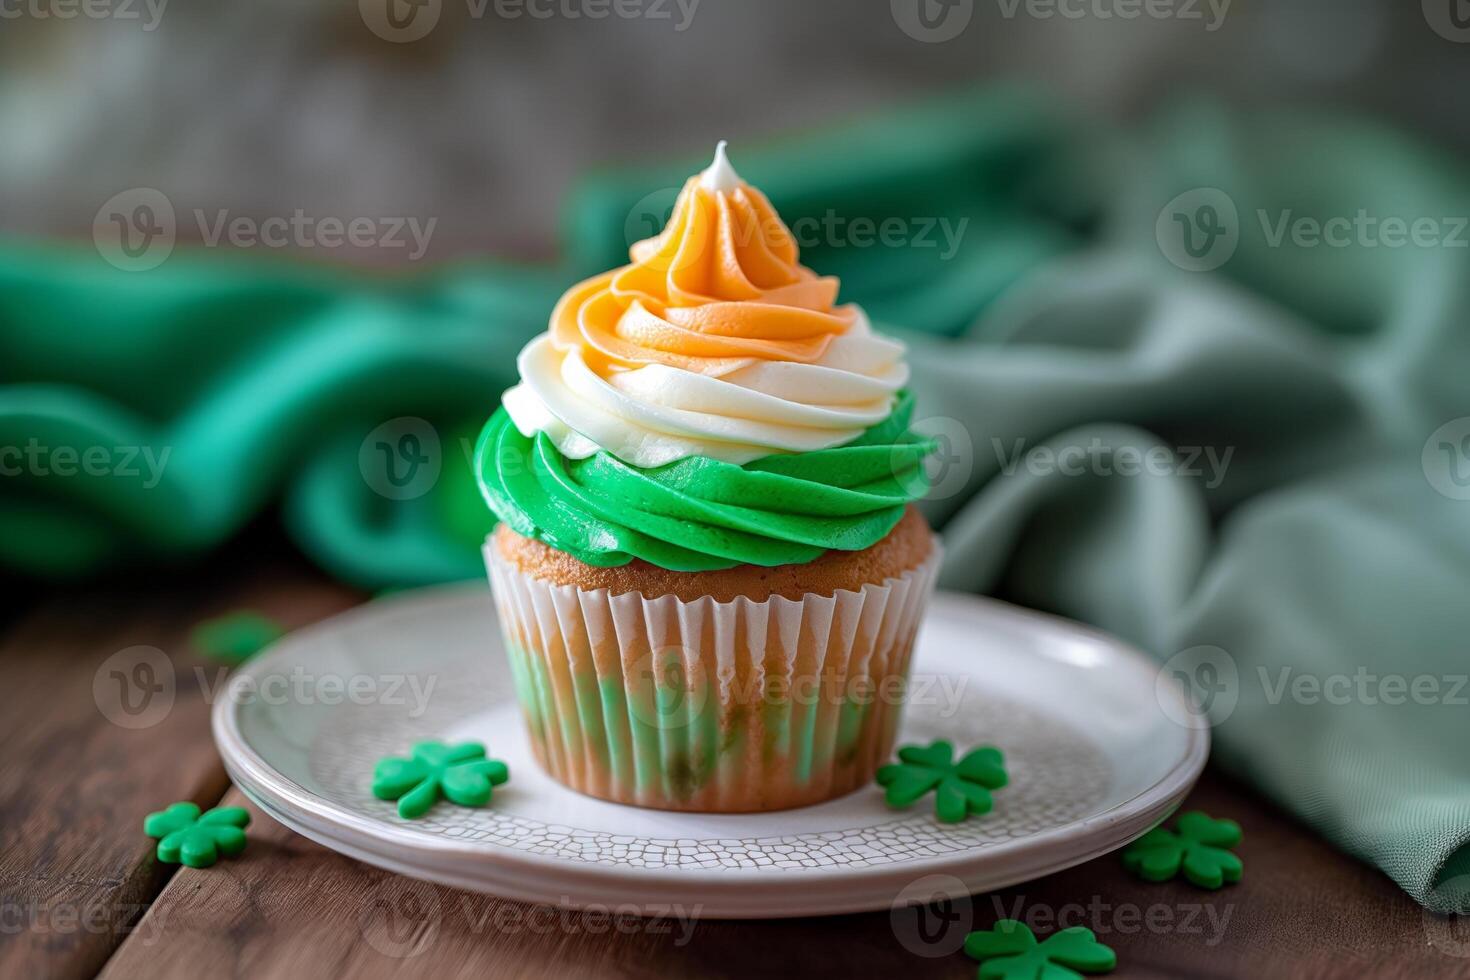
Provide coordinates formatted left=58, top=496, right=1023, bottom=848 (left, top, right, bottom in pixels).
left=212, top=584, right=1209, bottom=917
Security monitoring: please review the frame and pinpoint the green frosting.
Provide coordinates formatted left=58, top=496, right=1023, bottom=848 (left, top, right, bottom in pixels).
left=474, top=391, right=937, bottom=571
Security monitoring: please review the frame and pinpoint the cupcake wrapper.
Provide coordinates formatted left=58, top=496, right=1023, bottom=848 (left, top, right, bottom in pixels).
left=484, top=542, right=941, bottom=812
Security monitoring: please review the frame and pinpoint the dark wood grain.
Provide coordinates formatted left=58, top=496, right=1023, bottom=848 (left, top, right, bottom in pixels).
left=94, top=774, right=1470, bottom=980
left=8, top=555, right=1470, bottom=979
left=0, top=556, right=360, bottom=980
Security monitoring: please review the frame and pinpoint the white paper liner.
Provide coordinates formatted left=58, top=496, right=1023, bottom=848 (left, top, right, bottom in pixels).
left=484, top=540, right=941, bottom=812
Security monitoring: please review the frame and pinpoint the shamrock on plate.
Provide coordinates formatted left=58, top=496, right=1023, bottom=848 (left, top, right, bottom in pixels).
left=964, top=919, right=1116, bottom=980
left=144, top=802, right=251, bottom=868
left=1122, top=810, right=1243, bottom=889
left=372, top=740, right=509, bottom=819
left=875, top=739, right=1008, bottom=823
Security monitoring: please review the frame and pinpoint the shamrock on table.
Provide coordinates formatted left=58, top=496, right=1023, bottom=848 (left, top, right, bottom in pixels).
left=965, top=919, right=1116, bottom=980
left=875, top=739, right=1007, bottom=823
left=372, top=741, right=509, bottom=819
left=144, top=802, right=251, bottom=868
left=1122, top=810, right=1243, bottom=889
left=190, top=610, right=284, bottom=665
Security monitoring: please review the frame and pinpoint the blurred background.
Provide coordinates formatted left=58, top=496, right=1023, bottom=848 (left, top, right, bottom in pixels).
left=2, top=0, right=1468, bottom=260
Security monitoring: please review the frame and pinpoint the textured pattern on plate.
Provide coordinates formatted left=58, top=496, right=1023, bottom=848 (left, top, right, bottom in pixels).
left=305, top=680, right=1111, bottom=871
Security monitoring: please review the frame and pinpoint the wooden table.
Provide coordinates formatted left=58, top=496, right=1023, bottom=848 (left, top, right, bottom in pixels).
left=4, top=545, right=1466, bottom=980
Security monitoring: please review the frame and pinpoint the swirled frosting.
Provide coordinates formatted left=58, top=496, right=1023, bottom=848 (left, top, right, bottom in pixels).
left=478, top=392, right=934, bottom=570
left=501, top=142, right=909, bottom=468
left=478, top=144, right=936, bottom=570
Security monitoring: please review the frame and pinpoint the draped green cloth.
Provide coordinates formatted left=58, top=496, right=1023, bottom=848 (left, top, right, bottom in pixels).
left=4, top=87, right=1469, bottom=911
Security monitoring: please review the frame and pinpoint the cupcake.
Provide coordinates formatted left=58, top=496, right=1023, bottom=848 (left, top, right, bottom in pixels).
left=475, top=142, right=940, bottom=812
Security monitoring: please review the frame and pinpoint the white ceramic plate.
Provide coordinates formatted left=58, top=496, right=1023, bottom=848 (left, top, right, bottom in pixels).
left=213, top=585, right=1206, bottom=918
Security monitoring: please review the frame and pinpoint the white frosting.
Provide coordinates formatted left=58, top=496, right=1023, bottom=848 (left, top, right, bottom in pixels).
left=501, top=307, right=909, bottom=467
left=700, top=140, right=741, bottom=194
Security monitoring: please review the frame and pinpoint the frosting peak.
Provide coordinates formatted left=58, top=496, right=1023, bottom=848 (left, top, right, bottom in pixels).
left=500, top=146, right=910, bottom=468
left=477, top=146, right=938, bottom=570
left=700, top=139, right=740, bottom=193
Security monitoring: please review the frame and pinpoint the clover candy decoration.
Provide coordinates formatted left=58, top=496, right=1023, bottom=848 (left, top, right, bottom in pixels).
left=876, top=739, right=1008, bottom=823
left=372, top=741, right=509, bottom=819
left=144, top=802, right=251, bottom=868
left=964, top=919, right=1117, bottom=980
left=1122, top=810, right=1243, bottom=889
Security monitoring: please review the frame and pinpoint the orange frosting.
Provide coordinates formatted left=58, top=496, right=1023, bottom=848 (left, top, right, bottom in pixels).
left=549, top=171, right=859, bottom=379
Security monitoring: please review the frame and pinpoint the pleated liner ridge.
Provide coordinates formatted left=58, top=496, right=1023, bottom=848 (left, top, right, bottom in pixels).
left=484, top=543, right=941, bottom=813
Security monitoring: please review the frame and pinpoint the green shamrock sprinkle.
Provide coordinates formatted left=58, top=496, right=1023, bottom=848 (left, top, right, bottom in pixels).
left=144, top=802, right=251, bottom=868
left=1122, top=810, right=1243, bottom=889
left=875, top=740, right=1007, bottom=823
left=372, top=741, right=509, bottom=819
left=191, top=611, right=284, bottom=665
left=964, top=919, right=1116, bottom=980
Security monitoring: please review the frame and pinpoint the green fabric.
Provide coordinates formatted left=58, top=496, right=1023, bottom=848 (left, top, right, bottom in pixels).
left=3, top=85, right=1470, bottom=912
left=474, top=392, right=935, bottom=570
